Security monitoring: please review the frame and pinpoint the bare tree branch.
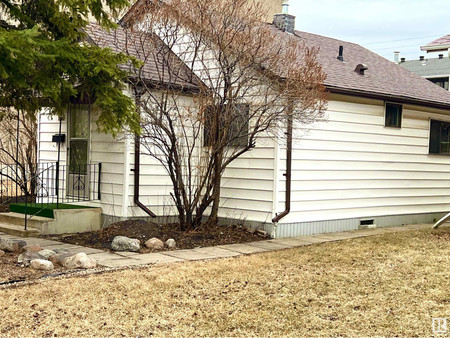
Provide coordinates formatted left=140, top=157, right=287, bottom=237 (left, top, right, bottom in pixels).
left=121, top=0, right=327, bottom=230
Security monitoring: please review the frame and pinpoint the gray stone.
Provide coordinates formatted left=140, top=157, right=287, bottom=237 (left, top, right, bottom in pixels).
left=111, top=236, right=140, bottom=252
left=0, top=238, right=27, bottom=252
left=145, top=237, right=164, bottom=250
left=165, top=238, right=176, bottom=249
left=63, top=252, right=97, bottom=269
left=30, top=259, right=54, bottom=271
left=48, top=252, right=74, bottom=266
left=0, top=250, right=4, bottom=257
left=38, top=249, right=57, bottom=259
left=18, top=251, right=46, bottom=266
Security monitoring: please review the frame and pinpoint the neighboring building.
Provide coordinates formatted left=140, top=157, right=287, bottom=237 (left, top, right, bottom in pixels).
left=37, top=4, right=450, bottom=238
left=399, top=34, right=450, bottom=91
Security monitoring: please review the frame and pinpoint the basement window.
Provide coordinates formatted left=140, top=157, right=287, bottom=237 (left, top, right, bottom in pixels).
left=360, top=219, right=374, bottom=226
left=429, top=119, right=450, bottom=155
left=385, top=103, right=402, bottom=128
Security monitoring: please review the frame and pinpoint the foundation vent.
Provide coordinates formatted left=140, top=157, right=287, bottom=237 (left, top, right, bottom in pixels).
left=360, top=219, right=376, bottom=228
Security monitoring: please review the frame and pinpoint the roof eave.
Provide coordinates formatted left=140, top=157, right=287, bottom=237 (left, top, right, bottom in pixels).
left=326, top=86, right=450, bottom=111
left=421, top=45, right=450, bottom=52
left=128, top=76, right=201, bottom=95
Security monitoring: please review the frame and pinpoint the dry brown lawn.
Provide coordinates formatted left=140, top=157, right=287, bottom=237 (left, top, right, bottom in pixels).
left=1, top=227, right=450, bottom=337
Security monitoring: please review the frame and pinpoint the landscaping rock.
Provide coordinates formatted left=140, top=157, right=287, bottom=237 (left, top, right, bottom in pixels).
left=38, top=249, right=57, bottom=259
left=31, top=259, right=54, bottom=271
left=48, top=252, right=74, bottom=266
left=0, top=238, right=27, bottom=252
left=145, top=237, right=164, bottom=250
left=111, top=236, right=140, bottom=252
left=165, top=239, right=176, bottom=249
left=18, top=251, right=46, bottom=266
left=0, top=250, right=4, bottom=257
left=22, top=245, right=43, bottom=253
left=63, top=253, right=97, bottom=269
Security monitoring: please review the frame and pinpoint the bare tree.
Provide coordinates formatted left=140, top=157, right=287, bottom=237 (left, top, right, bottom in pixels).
left=123, top=0, right=327, bottom=230
left=0, top=108, right=37, bottom=198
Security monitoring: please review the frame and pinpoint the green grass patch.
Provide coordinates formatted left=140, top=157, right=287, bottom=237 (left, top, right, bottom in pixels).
left=9, top=203, right=94, bottom=218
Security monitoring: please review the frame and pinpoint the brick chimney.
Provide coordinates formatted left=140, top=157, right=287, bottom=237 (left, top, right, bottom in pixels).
left=273, top=0, right=295, bottom=34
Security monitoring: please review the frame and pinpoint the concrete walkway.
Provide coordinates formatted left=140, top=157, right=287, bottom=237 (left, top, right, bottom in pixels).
left=0, top=223, right=434, bottom=269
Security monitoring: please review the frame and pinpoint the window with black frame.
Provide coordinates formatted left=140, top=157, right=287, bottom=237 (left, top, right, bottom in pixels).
left=385, top=102, right=402, bottom=128
left=429, top=119, right=450, bottom=155
left=204, top=103, right=250, bottom=147
left=428, top=77, right=449, bottom=91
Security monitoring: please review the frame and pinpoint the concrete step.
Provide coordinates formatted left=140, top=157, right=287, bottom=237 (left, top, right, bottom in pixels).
left=0, top=222, right=40, bottom=237
left=0, top=212, right=52, bottom=230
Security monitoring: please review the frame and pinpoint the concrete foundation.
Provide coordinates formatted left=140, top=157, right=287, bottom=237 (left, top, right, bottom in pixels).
left=100, top=211, right=444, bottom=239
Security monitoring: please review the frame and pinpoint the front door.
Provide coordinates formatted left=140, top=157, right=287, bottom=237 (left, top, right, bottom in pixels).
left=67, top=104, right=90, bottom=200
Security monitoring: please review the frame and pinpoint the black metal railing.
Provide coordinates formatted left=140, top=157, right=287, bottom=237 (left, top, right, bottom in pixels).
left=0, top=162, right=102, bottom=230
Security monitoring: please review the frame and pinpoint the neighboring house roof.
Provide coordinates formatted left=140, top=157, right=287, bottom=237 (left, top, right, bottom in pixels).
left=421, top=34, right=450, bottom=52
left=399, top=57, right=450, bottom=77
left=85, top=23, right=201, bottom=92
left=290, top=29, right=450, bottom=109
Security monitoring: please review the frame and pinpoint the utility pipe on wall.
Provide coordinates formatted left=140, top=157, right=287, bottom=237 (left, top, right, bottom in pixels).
left=272, top=111, right=293, bottom=223
left=132, top=85, right=156, bottom=218
left=133, top=134, right=156, bottom=218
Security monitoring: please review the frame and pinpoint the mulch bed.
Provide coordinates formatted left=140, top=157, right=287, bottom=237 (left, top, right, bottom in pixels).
left=0, top=221, right=267, bottom=284
left=42, top=220, right=269, bottom=253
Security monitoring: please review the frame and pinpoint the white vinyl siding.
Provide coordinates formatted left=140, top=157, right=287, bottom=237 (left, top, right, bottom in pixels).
left=87, top=113, right=129, bottom=218
left=217, top=142, right=275, bottom=223
left=125, top=93, right=275, bottom=223
left=38, top=109, right=128, bottom=219
left=38, top=112, right=67, bottom=165
left=276, top=94, right=450, bottom=224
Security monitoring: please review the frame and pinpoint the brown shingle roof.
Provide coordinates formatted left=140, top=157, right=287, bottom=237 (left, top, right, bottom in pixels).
left=292, top=30, right=450, bottom=109
left=422, top=34, right=450, bottom=51
left=85, top=23, right=201, bottom=91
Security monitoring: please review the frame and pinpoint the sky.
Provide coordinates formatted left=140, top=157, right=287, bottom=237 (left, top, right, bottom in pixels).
left=287, top=0, right=450, bottom=62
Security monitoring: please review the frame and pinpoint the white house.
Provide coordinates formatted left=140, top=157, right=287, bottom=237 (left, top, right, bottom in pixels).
left=37, top=4, right=450, bottom=238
